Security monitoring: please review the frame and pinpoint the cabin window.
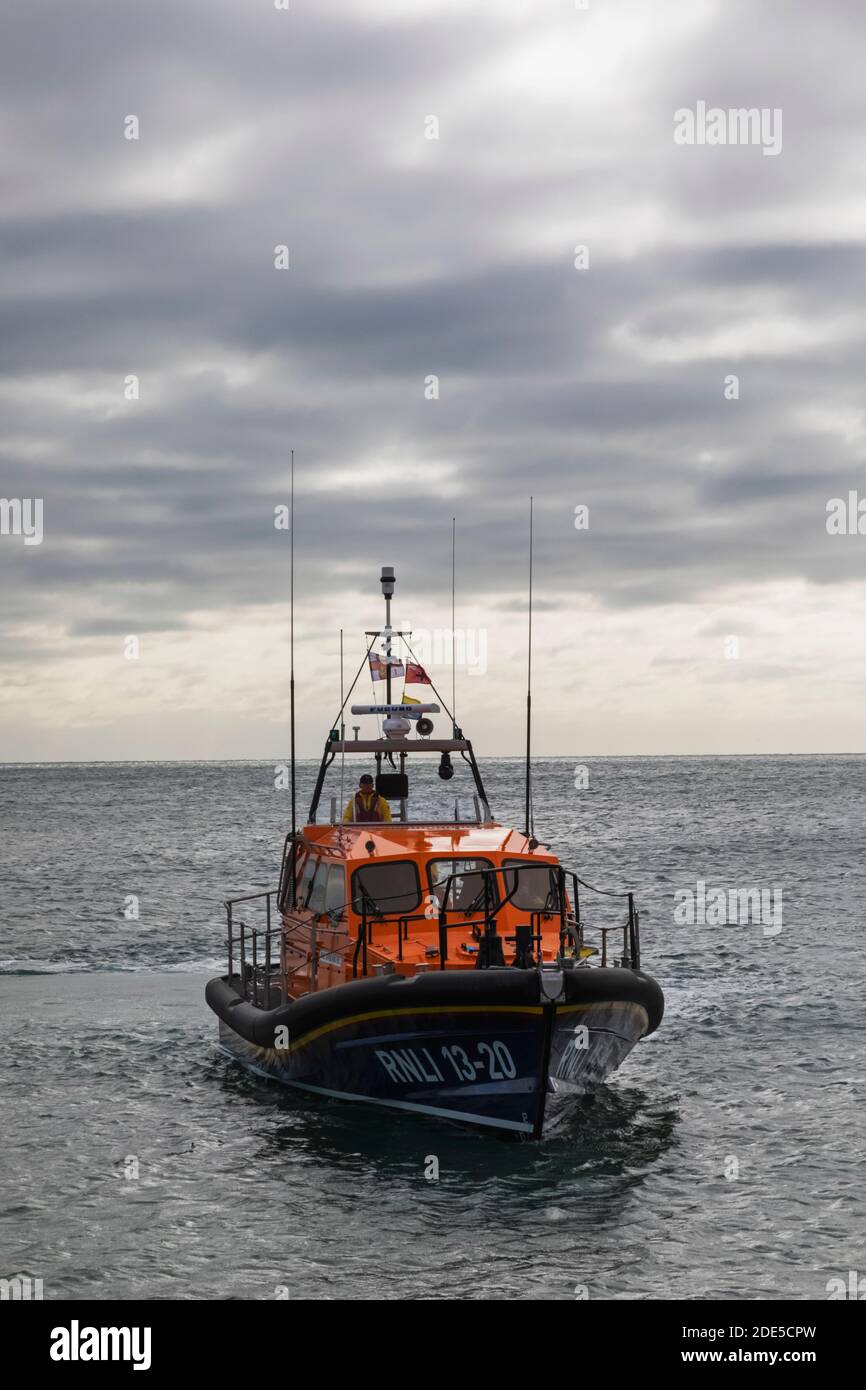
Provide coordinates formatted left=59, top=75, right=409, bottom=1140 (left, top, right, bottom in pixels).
left=352, top=861, right=421, bottom=916
left=296, top=854, right=318, bottom=908
left=427, top=858, right=496, bottom=911
left=326, top=865, right=347, bottom=914
left=306, top=862, right=342, bottom=915
left=322, top=864, right=347, bottom=915
left=503, top=859, right=560, bottom=913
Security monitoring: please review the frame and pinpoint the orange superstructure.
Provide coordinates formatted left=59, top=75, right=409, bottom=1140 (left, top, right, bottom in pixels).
left=277, top=821, right=565, bottom=997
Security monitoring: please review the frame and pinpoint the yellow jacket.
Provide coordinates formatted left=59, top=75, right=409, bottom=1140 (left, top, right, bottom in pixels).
left=343, top=790, right=392, bottom=823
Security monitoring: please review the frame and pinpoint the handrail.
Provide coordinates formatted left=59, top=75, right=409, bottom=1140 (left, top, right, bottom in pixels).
left=224, top=888, right=278, bottom=908
left=434, top=862, right=641, bottom=971
left=572, top=874, right=633, bottom=899
left=225, top=859, right=643, bottom=996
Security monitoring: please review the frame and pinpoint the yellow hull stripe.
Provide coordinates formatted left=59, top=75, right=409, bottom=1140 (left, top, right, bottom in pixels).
left=226, top=999, right=647, bottom=1059
left=285, top=1003, right=544, bottom=1054
left=556, top=1001, right=648, bottom=1016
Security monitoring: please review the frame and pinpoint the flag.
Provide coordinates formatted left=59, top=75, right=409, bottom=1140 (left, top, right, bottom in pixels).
left=401, top=694, right=421, bottom=705
left=405, top=660, right=431, bottom=685
left=368, top=652, right=405, bottom=680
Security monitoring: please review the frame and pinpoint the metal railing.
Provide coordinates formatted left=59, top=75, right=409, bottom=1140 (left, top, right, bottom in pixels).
left=347, top=863, right=641, bottom=977
left=225, top=862, right=643, bottom=1006
left=225, top=887, right=359, bottom=1004
left=431, top=864, right=640, bottom=973
left=224, top=890, right=279, bottom=1006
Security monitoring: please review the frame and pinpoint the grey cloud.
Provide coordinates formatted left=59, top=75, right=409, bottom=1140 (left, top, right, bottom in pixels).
left=2, top=0, right=866, bottom=683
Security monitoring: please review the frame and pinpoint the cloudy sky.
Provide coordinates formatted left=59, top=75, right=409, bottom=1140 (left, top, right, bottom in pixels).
left=1, top=0, right=865, bottom=760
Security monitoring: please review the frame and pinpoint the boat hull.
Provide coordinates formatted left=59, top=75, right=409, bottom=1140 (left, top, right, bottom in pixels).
left=206, top=968, right=663, bottom=1139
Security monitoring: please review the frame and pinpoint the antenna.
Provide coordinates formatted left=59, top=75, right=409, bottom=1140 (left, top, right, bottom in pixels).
left=338, top=627, right=346, bottom=829
left=289, top=449, right=297, bottom=906
left=451, top=517, right=456, bottom=736
left=381, top=566, right=395, bottom=704
left=524, top=496, right=533, bottom=838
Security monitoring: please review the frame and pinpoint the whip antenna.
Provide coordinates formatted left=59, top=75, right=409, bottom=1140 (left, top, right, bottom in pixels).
left=524, top=496, right=533, bottom=838
left=451, top=516, right=457, bottom=736
left=338, top=627, right=346, bottom=830
left=289, top=449, right=297, bottom=906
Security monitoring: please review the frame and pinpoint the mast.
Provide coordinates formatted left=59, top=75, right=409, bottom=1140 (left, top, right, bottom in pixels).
left=381, top=566, right=395, bottom=703
left=524, top=497, right=533, bottom=838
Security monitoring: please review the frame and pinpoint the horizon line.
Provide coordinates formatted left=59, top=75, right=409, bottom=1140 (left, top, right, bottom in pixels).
left=2, top=751, right=865, bottom=767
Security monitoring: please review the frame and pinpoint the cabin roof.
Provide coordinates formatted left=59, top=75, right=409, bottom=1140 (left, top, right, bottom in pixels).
left=299, top=821, right=555, bottom=862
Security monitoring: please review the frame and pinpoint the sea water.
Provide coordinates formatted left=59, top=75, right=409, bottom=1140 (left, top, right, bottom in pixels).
left=1, top=756, right=864, bottom=1299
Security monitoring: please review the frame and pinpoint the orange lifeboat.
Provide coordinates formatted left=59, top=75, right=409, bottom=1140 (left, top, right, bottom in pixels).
left=206, top=568, right=663, bottom=1138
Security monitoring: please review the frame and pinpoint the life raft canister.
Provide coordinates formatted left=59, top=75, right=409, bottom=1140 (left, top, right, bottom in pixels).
left=354, top=791, right=384, bottom=822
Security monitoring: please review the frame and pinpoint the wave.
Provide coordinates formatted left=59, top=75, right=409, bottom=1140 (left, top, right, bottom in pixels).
left=0, top=956, right=224, bottom=977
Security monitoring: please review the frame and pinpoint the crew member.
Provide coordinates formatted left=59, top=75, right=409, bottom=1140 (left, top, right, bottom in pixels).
left=343, top=773, right=392, bottom=823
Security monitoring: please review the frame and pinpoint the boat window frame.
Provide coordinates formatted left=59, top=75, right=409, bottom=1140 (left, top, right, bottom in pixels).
left=350, top=859, right=423, bottom=917
left=425, top=856, right=498, bottom=911
left=307, top=859, right=330, bottom=914
left=502, top=857, right=561, bottom=913
left=295, top=852, right=319, bottom=909
left=323, top=863, right=348, bottom=916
